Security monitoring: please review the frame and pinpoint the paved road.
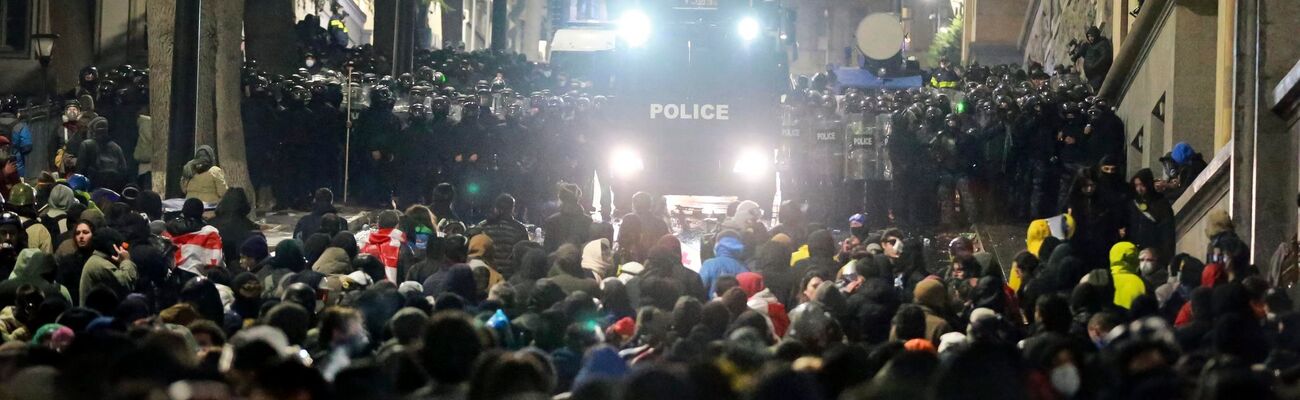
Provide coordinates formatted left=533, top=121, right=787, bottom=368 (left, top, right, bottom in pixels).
left=258, top=208, right=371, bottom=247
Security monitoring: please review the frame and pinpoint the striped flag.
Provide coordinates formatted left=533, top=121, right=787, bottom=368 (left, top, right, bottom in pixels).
left=166, top=225, right=225, bottom=275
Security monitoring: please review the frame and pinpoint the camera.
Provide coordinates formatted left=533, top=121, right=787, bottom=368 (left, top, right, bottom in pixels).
left=1067, top=39, right=1086, bottom=61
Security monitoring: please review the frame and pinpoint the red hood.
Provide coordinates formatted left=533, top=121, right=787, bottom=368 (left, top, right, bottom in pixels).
left=737, top=272, right=765, bottom=298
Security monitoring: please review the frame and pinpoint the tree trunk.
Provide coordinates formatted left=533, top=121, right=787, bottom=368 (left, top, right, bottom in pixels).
left=147, top=0, right=176, bottom=192
left=215, top=0, right=254, bottom=209
left=244, top=0, right=298, bottom=74
left=195, top=0, right=219, bottom=148
left=49, top=0, right=96, bottom=96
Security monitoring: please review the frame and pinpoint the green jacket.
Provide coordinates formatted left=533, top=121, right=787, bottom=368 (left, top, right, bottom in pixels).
left=79, top=251, right=138, bottom=305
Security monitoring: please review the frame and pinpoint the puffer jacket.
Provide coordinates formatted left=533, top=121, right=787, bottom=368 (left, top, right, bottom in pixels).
left=478, top=216, right=528, bottom=276
left=183, top=166, right=228, bottom=204
left=699, top=236, right=747, bottom=298
left=312, top=247, right=353, bottom=275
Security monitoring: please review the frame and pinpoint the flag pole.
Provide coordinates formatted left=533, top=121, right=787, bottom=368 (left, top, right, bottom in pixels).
left=343, top=65, right=353, bottom=204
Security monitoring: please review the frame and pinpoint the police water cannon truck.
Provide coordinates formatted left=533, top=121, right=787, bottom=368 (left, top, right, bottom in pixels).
left=550, top=0, right=790, bottom=214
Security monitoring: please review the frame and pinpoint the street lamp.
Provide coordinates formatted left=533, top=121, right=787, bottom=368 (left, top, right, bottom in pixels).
left=31, top=33, right=59, bottom=67
left=31, top=33, right=59, bottom=99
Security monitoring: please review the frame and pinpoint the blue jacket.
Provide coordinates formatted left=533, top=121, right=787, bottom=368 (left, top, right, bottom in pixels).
left=12, top=122, right=30, bottom=177
left=699, top=236, right=747, bottom=298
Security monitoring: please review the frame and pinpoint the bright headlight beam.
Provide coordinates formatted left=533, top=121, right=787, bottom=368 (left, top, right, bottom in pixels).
left=618, top=10, right=652, bottom=48
left=733, top=147, right=770, bottom=180
left=738, top=17, right=760, bottom=41
left=610, top=147, right=645, bottom=178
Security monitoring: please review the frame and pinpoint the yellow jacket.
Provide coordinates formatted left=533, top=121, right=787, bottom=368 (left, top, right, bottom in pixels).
left=1109, top=242, right=1147, bottom=309
left=790, top=244, right=809, bottom=267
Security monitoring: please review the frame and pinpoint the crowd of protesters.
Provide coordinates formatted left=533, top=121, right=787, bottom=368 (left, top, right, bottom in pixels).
left=0, top=19, right=1291, bottom=400
left=0, top=161, right=1294, bottom=399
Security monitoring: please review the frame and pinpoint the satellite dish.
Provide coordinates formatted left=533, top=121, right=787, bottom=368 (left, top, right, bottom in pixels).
left=855, top=13, right=905, bottom=61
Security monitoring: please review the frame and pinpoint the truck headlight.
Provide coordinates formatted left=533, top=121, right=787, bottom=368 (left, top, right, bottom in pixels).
left=733, top=147, right=770, bottom=180
left=618, top=10, right=652, bottom=48
left=738, top=17, right=761, bottom=41
left=610, top=147, right=645, bottom=178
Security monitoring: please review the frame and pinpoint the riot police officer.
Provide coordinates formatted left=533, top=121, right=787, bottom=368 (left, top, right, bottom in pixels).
left=274, top=85, right=317, bottom=209
left=354, top=85, right=401, bottom=207
left=808, top=93, right=844, bottom=227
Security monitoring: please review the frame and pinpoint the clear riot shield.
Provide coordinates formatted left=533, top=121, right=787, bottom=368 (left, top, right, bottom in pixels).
left=776, top=103, right=800, bottom=173
left=356, top=83, right=372, bottom=110
left=876, top=113, right=894, bottom=181
left=814, top=118, right=843, bottom=179
left=844, top=113, right=868, bottom=181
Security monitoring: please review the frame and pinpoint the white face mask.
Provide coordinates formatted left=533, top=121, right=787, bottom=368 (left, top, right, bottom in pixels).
left=1139, top=261, right=1156, bottom=276
left=305, top=59, right=316, bottom=67
left=1050, top=364, right=1081, bottom=398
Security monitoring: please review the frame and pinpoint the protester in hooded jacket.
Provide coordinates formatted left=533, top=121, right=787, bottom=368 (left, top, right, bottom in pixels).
left=548, top=244, right=600, bottom=295
left=302, top=233, right=331, bottom=267
left=906, top=277, right=957, bottom=345
left=1162, top=142, right=1207, bottom=200
left=40, top=185, right=76, bottom=240
left=736, top=272, right=790, bottom=338
left=312, top=247, right=353, bottom=275
left=752, top=240, right=796, bottom=307
left=258, top=239, right=305, bottom=292
left=792, top=229, right=838, bottom=279
left=768, top=200, right=809, bottom=249
left=0, top=249, right=69, bottom=305
left=1126, top=169, right=1175, bottom=265
left=1065, top=167, right=1120, bottom=269
left=508, top=248, right=549, bottom=303
left=478, top=194, right=529, bottom=276
left=180, top=145, right=228, bottom=204
left=581, top=238, right=613, bottom=280
left=542, top=183, right=592, bottom=255
left=699, top=233, right=747, bottom=299
left=466, top=234, right=504, bottom=288
left=1109, top=242, right=1146, bottom=309
left=75, top=118, right=128, bottom=192
left=210, top=188, right=260, bottom=271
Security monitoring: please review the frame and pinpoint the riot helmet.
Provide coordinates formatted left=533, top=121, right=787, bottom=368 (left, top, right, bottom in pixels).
left=370, top=85, right=394, bottom=109
left=409, top=102, right=430, bottom=122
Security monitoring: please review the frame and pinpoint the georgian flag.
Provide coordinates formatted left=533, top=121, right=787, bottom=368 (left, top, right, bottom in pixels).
left=166, top=225, right=225, bottom=275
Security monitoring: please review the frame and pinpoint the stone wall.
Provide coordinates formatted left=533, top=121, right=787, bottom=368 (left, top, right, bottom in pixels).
left=1021, top=0, right=1109, bottom=68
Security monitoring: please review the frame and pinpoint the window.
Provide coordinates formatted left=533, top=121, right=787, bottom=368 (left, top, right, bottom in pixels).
left=0, top=0, right=29, bottom=55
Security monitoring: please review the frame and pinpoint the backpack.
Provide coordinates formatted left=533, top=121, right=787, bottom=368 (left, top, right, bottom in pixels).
left=40, top=214, right=67, bottom=240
